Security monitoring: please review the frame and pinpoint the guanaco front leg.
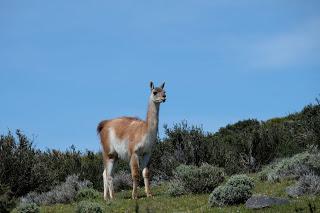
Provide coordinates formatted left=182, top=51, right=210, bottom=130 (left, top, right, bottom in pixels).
left=142, top=167, right=152, bottom=197
left=141, top=154, right=152, bottom=197
left=130, top=153, right=140, bottom=199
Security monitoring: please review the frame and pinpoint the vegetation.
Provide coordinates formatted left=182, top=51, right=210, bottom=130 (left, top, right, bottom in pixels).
left=156, top=103, right=320, bottom=176
left=258, top=143, right=320, bottom=198
left=208, top=174, right=255, bottom=207
left=0, top=184, right=16, bottom=213
left=16, top=203, right=40, bottom=213
left=168, top=164, right=224, bottom=196
left=9, top=177, right=319, bottom=213
left=167, top=180, right=189, bottom=197
left=1, top=101, right=319, bottom=211
left=113, top=171, right=132, bottom=191
left=286, top=173, right=320, bottom=197
left=226, top=174, right=255, bottom=189
left=75, top=201, right=103, bottom=213
left=20, top=175, right=91, bottom=205
left=258, top=148, right=319, bottom=182
left=75, top=188, right=100, bottom=202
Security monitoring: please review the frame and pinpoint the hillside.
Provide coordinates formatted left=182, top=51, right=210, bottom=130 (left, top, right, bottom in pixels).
left=15, top=175, right=320, bottom=213
left=1, top=102, right=319, bottom=212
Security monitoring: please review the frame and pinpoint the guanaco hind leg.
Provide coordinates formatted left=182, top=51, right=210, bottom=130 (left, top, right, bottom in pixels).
left=130, top=153, right=140, bottom=199
left=103, top=157, right=116, bottom=200
left=102, top=168, right=108, bottom=200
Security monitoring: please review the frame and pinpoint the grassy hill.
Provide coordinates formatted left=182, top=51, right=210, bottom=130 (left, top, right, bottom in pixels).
left=14, top=175, right=319, bottom=213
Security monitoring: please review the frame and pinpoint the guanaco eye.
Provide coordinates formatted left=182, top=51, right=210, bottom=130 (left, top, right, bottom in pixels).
left=153, top=91, right=157, bottom=95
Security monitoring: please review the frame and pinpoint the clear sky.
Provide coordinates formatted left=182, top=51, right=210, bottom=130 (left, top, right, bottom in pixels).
left=1, top=0, right=319, bottom=151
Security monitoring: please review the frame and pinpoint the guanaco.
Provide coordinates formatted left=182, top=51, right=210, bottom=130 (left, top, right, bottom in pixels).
left=97, top=81, right=166, bottom=200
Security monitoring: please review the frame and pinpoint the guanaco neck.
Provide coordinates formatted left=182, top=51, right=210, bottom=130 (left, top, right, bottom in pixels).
left=146, top=97, right=160, bottom=136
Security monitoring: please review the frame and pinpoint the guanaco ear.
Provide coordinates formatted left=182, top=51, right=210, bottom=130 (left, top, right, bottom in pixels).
left=150, top=81, right=154, bottom=90
left=160, top=82, right=165, bottom=89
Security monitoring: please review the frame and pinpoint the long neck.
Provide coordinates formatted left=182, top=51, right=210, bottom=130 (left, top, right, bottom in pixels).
left=146, top=98, right=160, bottom=134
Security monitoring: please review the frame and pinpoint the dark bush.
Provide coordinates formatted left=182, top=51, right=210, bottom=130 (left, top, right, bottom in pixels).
left=0, top=131, right=53, bottom=196
left=80, top=151, right=104, bottom=190
left=150, top=122, right=210, bottom=178
left=0, top=131, right=104, bottom=196
left=0, top=184, right=16, bottom=213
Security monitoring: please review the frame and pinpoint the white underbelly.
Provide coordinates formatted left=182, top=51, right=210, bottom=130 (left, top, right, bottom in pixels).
left=108, top=127, right=155, bottom=160
left=109, top=128, right=130, bottom=161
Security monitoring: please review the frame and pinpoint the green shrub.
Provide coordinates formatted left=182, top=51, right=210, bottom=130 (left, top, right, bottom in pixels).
left=177, top=164, right=224, bottom=193
left=307, top=146, right=320, bottom=174
left=167, top=180, right=189, bottom=196
left=259, top=147, right=320, bottom=182
left=75, top=188, right=100, bottom=201
left=16, top=203, right=40, bottom=213
left=168, top=164, right=224, bottom=196
left=208, top=174, right=255, bottom=207
left=76, top=201, right=103, bottom=213
left=0, top=184, right=16, bottom=213
left=258, top=164, right=275, bottom=181
left=196, top=164, right=225, bottom=193
left=286, top=173, right=320, bottom=197
left=226, top=174, right=255, bottom=188
left=296, top=173, right=320, bottom=195
left=21, top=175, right=92, bottom=205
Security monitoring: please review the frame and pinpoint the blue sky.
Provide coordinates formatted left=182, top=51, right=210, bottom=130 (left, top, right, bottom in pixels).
left=1, top=0, right=319, bottom=151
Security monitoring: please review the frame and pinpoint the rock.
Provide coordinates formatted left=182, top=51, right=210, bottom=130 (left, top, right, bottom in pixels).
left=245, top=195, right=289, bottom=209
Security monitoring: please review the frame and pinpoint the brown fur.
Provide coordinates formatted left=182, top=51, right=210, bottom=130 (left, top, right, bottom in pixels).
left=98, top=117, right=148, bottom=157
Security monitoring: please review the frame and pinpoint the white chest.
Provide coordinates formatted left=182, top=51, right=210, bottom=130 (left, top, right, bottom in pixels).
left=134, top=131, right=157, bottom=155
left=108, top=128, right=157, bottom=160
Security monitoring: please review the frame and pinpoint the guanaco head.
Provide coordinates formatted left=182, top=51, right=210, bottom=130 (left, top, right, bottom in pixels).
left=150, top=81, right=166, bottom=103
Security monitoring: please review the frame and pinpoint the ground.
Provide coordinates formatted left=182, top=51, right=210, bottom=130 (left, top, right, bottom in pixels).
left=15, top=176, right=320, bottom=213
